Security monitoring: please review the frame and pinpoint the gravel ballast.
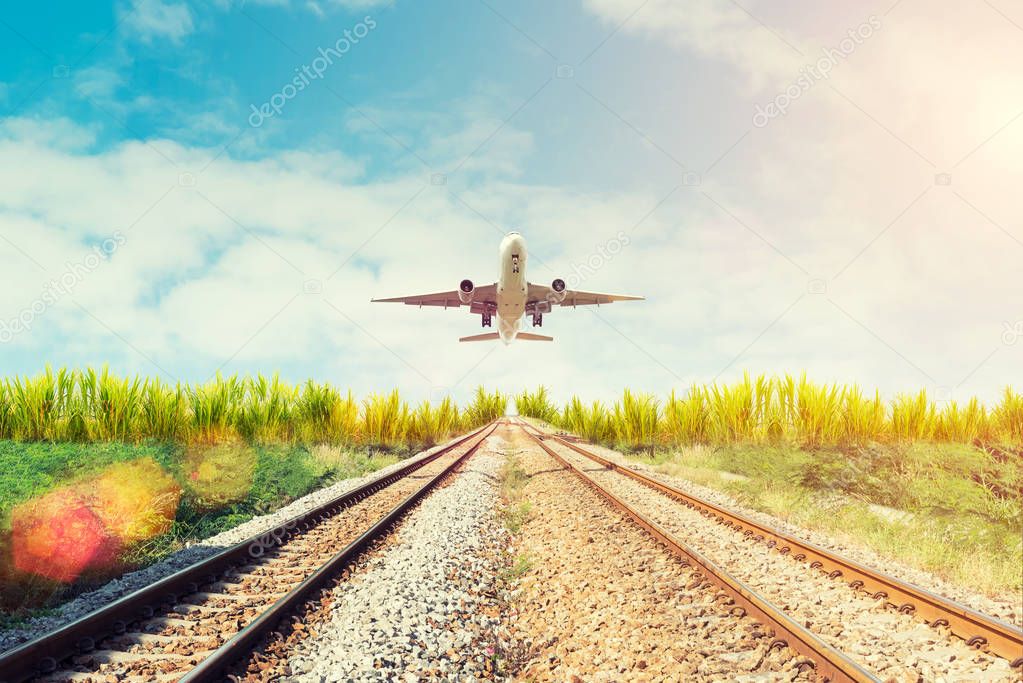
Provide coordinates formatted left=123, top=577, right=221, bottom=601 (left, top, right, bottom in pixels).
left=285, top=434, right=508, bottom=681
left=546, top=436, right=1018, bottom=682
left=504, top=428, right=809, bottom=682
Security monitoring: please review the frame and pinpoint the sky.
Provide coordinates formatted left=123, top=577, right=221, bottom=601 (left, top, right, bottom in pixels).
left=0, top=0, right=1020, bottom=406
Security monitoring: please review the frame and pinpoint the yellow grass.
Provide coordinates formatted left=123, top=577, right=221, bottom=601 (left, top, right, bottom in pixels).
left=519, top=373, right=1020, bottom=448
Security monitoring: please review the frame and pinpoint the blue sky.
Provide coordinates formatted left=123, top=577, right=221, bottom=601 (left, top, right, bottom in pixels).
left=0, top=0, right=1020, bottom=405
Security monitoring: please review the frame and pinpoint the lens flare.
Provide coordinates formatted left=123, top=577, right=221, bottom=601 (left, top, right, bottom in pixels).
left=88, top=458, right=182, bottom=545
left=10, top=490, right=121, bottom=583
left=7, top=458, right=183, bottom=584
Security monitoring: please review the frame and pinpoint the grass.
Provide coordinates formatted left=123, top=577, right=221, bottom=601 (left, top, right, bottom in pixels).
left=517, top=374, right=1021, bottom=450
left=4, top=366, right=1015, bottom=614
left=307, top=444, right=403, bottom=479
left=501, top=554, right=533, bottom=583
left=498, top=450, right=532, bottom=534
left=0, top=367, right=508, bottom=448
left=513, top=375, right=1020, bottom=596
left=559, top=397, right=612, bottom=443
left=0, top=440, right=176, bottom=528
left=628, top=442, right=1022, bottom=596
left=0, top=367, right=517, bottom=603
left=0, top=439, right=410, bottom=618
left=0, top=369, right=513, bottom=619
left=514, top=387, right=560, bottom=425
left=361, top=390, right=411, bottom=449
left=611, top=390, right=659, bottom=449
left=464, top=386, right=510, bottom=429
left=408, top=398, right=461, bottom=447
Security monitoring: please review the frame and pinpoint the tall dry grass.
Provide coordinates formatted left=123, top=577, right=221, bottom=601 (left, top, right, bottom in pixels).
left=0, top=367, right=505, bottom=447
left=516, top=373, right=1021, bottom=449
left=463, top=387, right=509, bottom=429
left=514, top=387, right=559, bottom=424
left=2, top=368, right=1016, bottom=448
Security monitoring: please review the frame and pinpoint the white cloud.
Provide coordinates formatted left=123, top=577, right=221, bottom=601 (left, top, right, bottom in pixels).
left=0, top=116, right=97, bottom=151
left=582, top=0, right=803, bottom=90
left=74, top=66, right=124, bottom=100
left=0, top=114, right=1017, bottom=407
left=122, top=0, right=195, bottom=44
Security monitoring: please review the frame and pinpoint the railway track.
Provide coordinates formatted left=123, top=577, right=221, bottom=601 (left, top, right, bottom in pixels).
left=518, top=420, right=1023, bottom=681
left=0, top=422, right=498, bottom=683
left=2, top=418, right=1017, bottom=681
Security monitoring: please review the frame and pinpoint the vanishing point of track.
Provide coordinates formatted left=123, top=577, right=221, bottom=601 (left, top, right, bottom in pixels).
left=0, top=422, right=499, bottom=683
left=518, top=419, right=1023, bottom=681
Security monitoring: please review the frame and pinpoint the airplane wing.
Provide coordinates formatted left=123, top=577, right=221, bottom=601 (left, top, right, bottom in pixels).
left=527, top=283, right=644, bottom=308
left=372, top=283, right=497, bottom=308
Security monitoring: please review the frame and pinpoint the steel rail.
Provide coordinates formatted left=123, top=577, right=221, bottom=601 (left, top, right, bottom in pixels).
left=520, top=424, right=880, bottom=683
left=523, top=422, right=1023, bottom=668
left=0, top=422, right=497, bottom=683
left=180, top=421, right=498, bottom=682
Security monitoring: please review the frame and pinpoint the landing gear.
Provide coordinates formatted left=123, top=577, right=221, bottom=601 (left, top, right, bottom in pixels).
left=482, top=313, right=493, bottom=328
left=532, top=313, right=543, bottom=328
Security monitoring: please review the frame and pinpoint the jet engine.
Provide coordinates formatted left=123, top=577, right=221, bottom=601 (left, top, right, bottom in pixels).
left=458, top=279, right=475, bottom=304
left=549, top=278, right=568, bottom=304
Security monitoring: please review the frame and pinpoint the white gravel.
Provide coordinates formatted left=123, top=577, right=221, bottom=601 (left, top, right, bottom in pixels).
left=288, top=439, right=506, bottom=682
left=0, top=435, right=471, bottom=656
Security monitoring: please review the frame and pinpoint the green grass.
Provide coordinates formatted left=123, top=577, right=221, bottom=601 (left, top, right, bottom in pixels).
left=628, top=442, right=1022, bottom=596
left=306, top=444, right=403, bottom=481
left=497, top=453, right=533, bottom=595
left=0, top=439, right=405, bottom=617
left=295, top=381, right=360, bottom=445
left=501, top=554, right=533, bottom=583
left=502, top=501, right=532, bottom=534
left=0, top=440, right=175, bottom=527
left=498, top=449, right=532, bottom=535
left=559, top=397, right=612, bottom=443
left=361, top=390, right=411, bottom=449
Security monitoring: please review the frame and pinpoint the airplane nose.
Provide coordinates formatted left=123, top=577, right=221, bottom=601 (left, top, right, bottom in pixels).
left=503, top=232, right=526, bottom=251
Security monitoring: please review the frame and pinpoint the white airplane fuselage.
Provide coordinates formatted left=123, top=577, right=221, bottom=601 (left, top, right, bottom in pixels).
left=496, top=232, right=528, bottom=344
left=372, top=230, right=643, bottom=342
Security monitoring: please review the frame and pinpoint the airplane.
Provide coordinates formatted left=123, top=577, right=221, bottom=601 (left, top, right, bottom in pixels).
left=371, top=232, right=644, bottom=344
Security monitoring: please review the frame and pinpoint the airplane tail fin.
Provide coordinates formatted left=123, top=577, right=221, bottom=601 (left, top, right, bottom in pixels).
left=459, top=332, right=500, bottom=342
left=517, top=332, right=553, bottom=341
